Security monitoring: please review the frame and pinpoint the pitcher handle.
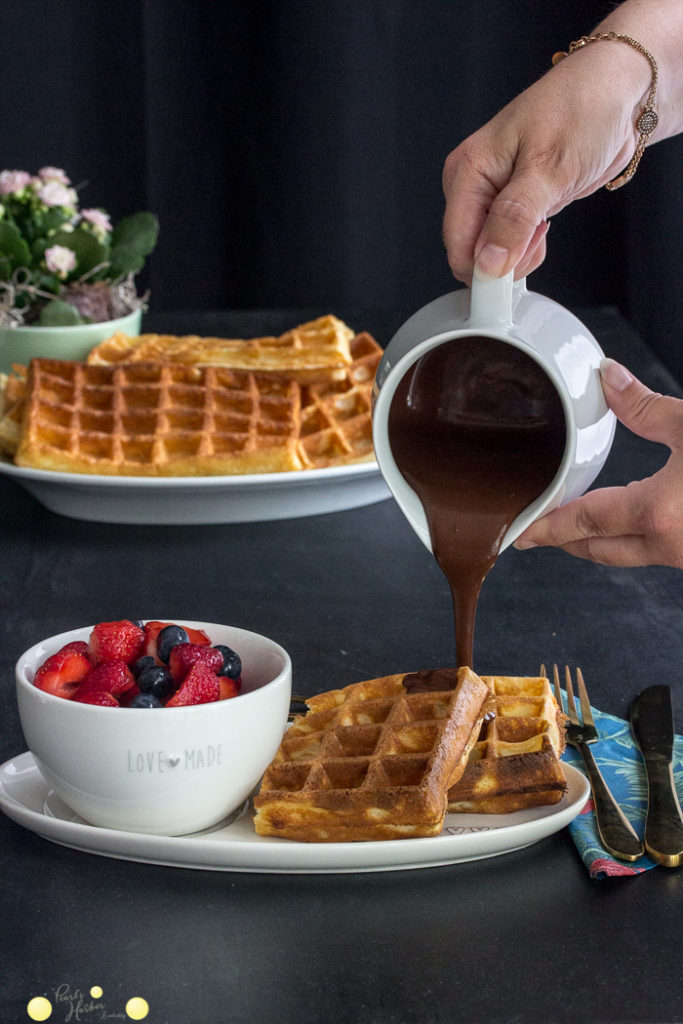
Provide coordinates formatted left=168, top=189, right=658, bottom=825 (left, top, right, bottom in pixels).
left=468, top=268, right=518, bottom=328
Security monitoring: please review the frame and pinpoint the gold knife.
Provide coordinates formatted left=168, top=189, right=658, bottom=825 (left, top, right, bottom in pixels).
left=630, top=684, right=683, bottom=868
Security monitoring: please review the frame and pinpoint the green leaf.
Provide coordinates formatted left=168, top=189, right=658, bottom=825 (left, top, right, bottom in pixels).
left=37, top=299, right=86, bottom=326
left=0, top=221, right=31, bottom=277
left=31, top=237, right=51, bottom=261
left=35, top=271, right=61, bottom=294
left=0, top=254, right=13, bottom=282
left=42, top=207, right=73, bottom=234
left=111, top=212, right=158, bottom=256
left=108, top=242, right=148, bottom=277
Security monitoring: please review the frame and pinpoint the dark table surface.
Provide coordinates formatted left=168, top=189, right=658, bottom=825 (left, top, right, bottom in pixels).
left=1, top=305, right=681, bottom=1024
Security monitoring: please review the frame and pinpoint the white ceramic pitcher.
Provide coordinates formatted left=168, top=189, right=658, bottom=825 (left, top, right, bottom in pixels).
left=372, top=270, right=616, bottom=551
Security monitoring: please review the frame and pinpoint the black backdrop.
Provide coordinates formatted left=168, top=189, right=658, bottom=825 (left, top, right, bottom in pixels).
left=1, top=0, right=681, bottom=380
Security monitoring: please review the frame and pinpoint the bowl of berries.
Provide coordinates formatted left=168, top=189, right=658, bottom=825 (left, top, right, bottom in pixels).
left=16, top=618, right=292, bottom=835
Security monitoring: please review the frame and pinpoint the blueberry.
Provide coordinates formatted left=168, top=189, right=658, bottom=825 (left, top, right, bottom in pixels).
left=214, top=644, right=242, bottom=679
left=132, top=655, right=156, bottom=679
left=130, top=692, right=163, bottom=709
left=137, top=664, right=175, bottom=702
left=157, top=624, right=189, bottom=663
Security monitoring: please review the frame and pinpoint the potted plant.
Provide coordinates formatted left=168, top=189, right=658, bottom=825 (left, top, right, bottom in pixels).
left=0, top=166, right=158, bottom=370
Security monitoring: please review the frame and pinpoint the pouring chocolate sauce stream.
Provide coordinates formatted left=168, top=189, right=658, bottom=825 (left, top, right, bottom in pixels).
left=388, top=336, right=566, bottom=684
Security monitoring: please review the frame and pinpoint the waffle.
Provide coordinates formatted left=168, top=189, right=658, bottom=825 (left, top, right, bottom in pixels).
left=14, top=359, right=305, bottom=476
left=446, top=675, right=568, bottom=814
left=297, top=332, right=381, bottom=468
left=86, top=315, right=355, bottom=383
left=253, top=667, right=491, bottom=842
left=9, top=331, right=382, bottom=476
left=0, top=365, right=27, bottom=457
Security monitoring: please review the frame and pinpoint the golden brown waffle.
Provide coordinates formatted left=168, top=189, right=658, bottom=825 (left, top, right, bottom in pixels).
left=9, top=332, right=382, bottom=476
left=446, top=676, right=568, bottom=814
left=0, top=365, right=27, bottom=457
left=297, top=332, right=381, bottom=468
left=86, top=315, right=355, bottom=383
left=14, top=359, right=305, bottom=476
left=253, top=667, right=491, bottom=842
left=13, top=336, right=382, bottom=476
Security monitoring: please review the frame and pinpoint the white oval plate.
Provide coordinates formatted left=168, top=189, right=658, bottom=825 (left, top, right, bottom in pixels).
left=0, top=752, right=589, bottom=873
left=0, top=459, right=390, bottom=524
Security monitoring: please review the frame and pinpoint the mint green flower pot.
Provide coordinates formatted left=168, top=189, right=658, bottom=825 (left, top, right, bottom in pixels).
left=0, top=308, right=142, bottom=374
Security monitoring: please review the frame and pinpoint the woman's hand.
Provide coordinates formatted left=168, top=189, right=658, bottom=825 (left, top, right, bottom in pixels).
left=441, top=0, right=683, bottom=285
left=441, top=43, right=648, bottom=285
left=514, top=360, right=683, bottom=568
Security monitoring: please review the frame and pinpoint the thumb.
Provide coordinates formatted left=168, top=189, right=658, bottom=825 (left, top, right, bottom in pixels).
left=600, top=359, right=683, bottom=448
left=474, top=172, right=554, bottom=278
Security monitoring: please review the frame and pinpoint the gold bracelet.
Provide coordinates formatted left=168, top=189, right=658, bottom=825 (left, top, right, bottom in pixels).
left=552, top=32, right=659, bottom=190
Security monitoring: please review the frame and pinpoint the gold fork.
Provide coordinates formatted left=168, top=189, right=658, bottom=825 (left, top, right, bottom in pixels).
left=548, top=664, right=644, bottom=862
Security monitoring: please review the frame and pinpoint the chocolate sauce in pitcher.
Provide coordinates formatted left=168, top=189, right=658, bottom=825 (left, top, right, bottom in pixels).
left=388, top=336, right=566, bottom=671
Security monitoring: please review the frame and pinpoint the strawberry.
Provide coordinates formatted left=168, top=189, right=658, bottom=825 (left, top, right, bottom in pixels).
left=142, top=622, right=167, bottom=662
left=88, top=620, right=145, bottom=666
left=142, top=621, right=209, bottom=660
left=219, top=676, right=241, bottom=700
left=61, top=641, right=91, bottom=656
left=74, top=689, right=119, bottom=707
left=166, top=660, right=220, bottom=707
left=33, top=642, right=92, bottom=699
left=74, top=660, right=136, bottom=701
left=168, top=643, right=223, bottom=684
left=185, top=625, right=211, bottom=645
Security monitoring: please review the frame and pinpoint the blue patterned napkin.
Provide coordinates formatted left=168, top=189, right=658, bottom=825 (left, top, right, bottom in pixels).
left=560, top=698, right=683, bottom=878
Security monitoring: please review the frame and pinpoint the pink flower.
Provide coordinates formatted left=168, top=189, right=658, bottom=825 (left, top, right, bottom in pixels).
left=45, top=244, right=77, bottom=278
left=0, top=169, right=32, bottom=195
left=81, top=208, right=112, bottom=234
left=37, top=181, right=78, bottom=209
left=38, top=166, right=71, bottom=185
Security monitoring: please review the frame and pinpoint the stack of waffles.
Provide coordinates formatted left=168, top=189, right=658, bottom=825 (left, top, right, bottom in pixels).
left=254, top=668, right=492, bottom=842
left=254, top=670, right=568, bottom=842
left=0, top=316, right=383, bottom=475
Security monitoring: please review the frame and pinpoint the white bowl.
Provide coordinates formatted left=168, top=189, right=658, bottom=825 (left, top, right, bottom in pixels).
left=15, top=620, right=292, bottom=836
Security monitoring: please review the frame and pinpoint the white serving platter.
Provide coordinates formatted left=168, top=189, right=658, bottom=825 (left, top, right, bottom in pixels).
left=0, top=459, right=391, bottom=524
left=0, top=752, right=589, bottom=874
